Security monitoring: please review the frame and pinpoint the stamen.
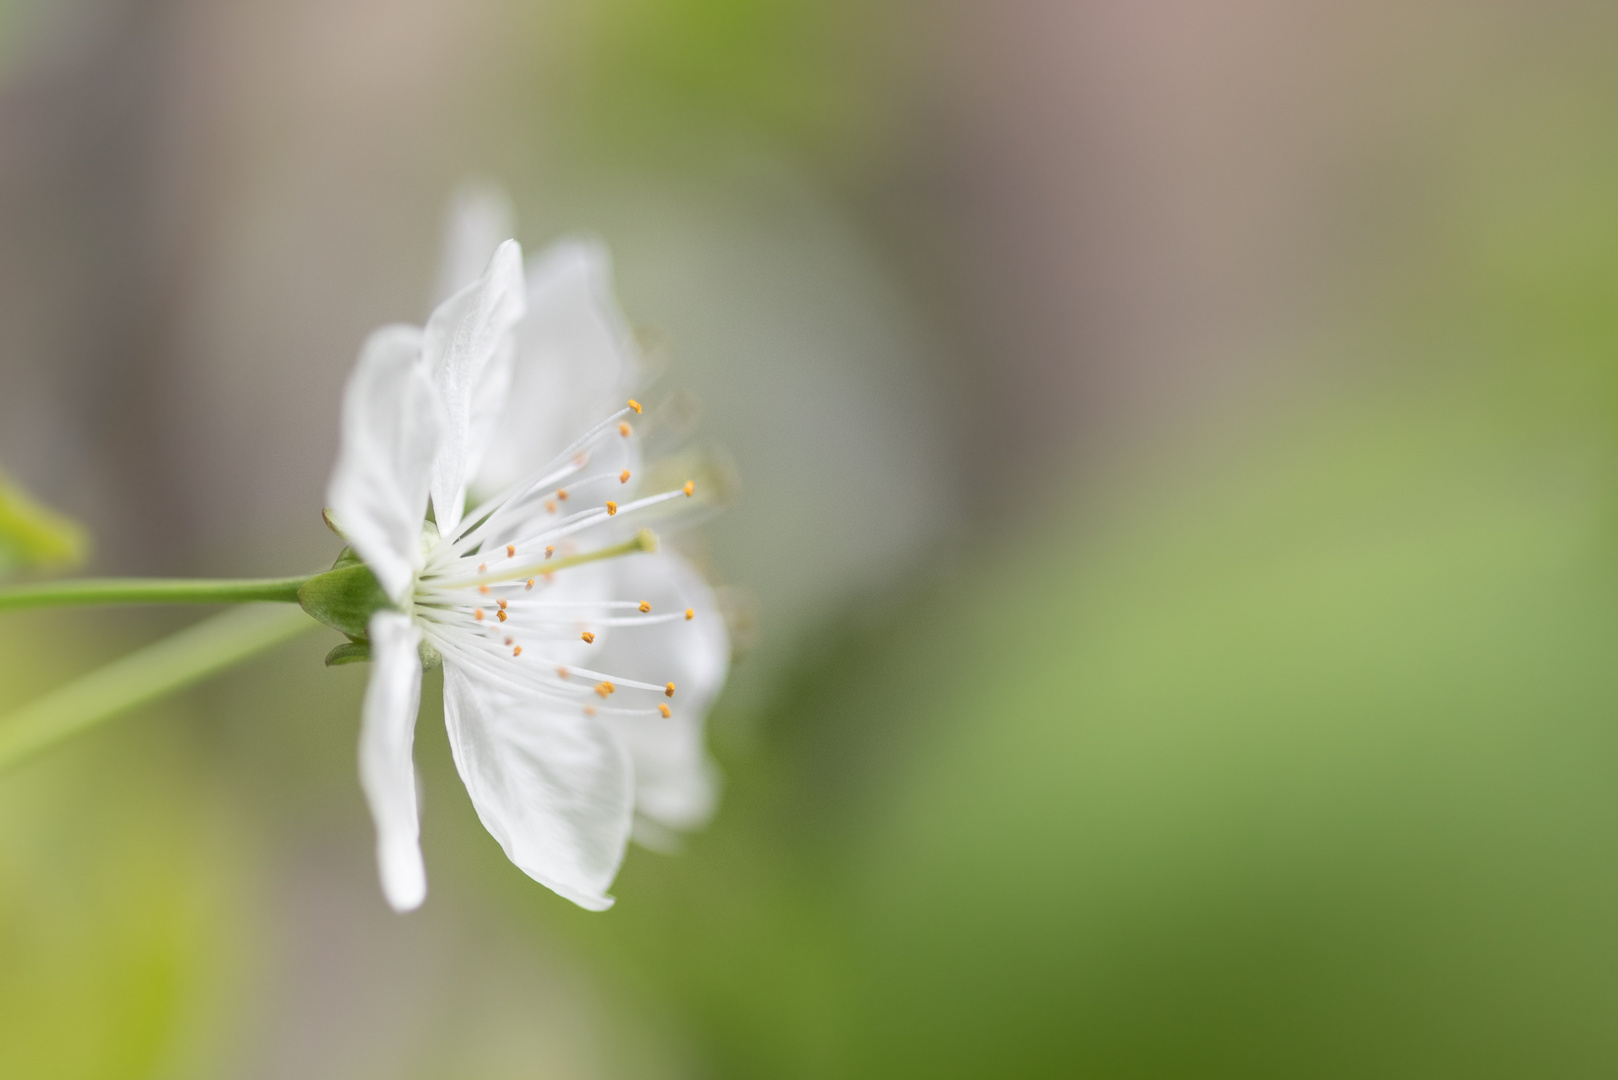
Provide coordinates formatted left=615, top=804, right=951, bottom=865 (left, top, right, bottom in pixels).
left=581, top=631, right=596, bottom=644
left=685, top=608, right=694, bottom=620
left=606, top=501, right=618, bottom=516
left=628, top=399, right=643, bottom=414
left=497, top=599, right=508, bottom=610
left=619, top=470, right=631, bottom=484
left=639, top=601, right=651, bottom=613
left=474, top=610, right=485, bottom=621
left=659, top=704, right=671, bottom=718
left=618, top=422, right=632, bottom=437
left=506, top=545, right=515, bottom=557
left=683, top=481, right=694, bottom=497
left=513, top=645, right=522, bottom=656
left=595, top=681, right=615, bottom=698
left=665, top=682, right=676, bottom=697
left=496, top=610, right=507, bottom=622
left=556, top=488, right=568, bottom=501
left=478, top=584, right=490, bottom=595
left=545, top=546, right=554, bottom=559
left=525, top=578, right=535, bottom=590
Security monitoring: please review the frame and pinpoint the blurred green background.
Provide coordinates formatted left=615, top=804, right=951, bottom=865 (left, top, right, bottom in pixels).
left=3, top=0, right=1618, bottom=1076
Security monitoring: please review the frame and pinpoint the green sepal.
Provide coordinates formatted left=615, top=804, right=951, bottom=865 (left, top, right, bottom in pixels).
left=324, top=640, right=372, bottom=666
left=297, top=550, right=392, bottom=639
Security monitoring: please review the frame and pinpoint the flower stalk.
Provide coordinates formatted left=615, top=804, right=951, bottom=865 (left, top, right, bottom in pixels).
left=0, top=575, right=312, bottom=612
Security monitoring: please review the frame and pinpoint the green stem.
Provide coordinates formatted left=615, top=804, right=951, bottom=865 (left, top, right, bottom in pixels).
left=0, top=604, right=319, bottom=774
left=0, top=575, right=312, bottom=612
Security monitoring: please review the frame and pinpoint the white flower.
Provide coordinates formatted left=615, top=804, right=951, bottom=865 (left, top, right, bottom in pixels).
left=323, top=218, right=728, bottom=913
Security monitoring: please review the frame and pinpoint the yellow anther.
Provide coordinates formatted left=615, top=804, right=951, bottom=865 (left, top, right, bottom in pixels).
left=525, top=577, right=535, bottom=590
left=628, top=399, right=642, bottom=414
left=639, top=600, right=651, bottom=613
left=595, top=682, right=611, bottom=698
left=556, top=488, right=569, bottom=501
left=497, top=598, right=507, bottom=610
left=618, top=422, right=632, bottom=437
left=683, top=481, right=695, bottom=497
left=684, top=608, right=694, bottom=621
left=506, top=544, right=515, bottom=557
left=620, top=469, right=631, bottom=484
left=545, top=545, right=555, bottom=559
left=665, top=682, right=676, bottom=698
left=478, top=584, right=490, bottom=595
left=496, top=609, right=507, bottom=623
left=606, top=501, right=618, bottom=516
left=474, top=609, right=485, bottom=621
left=658, top=704, right=671, bottom=718
left=512, top=645, right=523, bottom=657
left=581, top=631, right=596, bottom=644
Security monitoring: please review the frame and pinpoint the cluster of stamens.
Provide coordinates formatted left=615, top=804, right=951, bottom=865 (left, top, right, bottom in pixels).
left=409, top=401, right=699, bottom=721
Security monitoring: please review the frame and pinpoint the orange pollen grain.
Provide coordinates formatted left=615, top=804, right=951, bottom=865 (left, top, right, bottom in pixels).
left=474, top=610, right=485, bottom=621
left=584, top=705, right=597, bottom=717
left=638, top=601, right=651, bottom=613
left=556, top=488, right=568, bottom=501
left=684, top=608, right=695, bottom=621
left=545, top=500, right=557, bottom=513
left=628, top=399, right=643, bottom=414
left=665, top=682, right=676, bottom=698
left=618, top=422, right=632, bottom=437
left=497, top=598, right=507, bottom=610
left=683, top=481, right=695, bottom=497
left=478, top=584, right=490, bottom=595
left=506, top=544, right=515, bottom=558
left=595, top=681, right=615, bottom=698
left=545, top=546, right=555, bottom=559
left=478, top=563, right=487, bottom=572
left=658, top=704, right=671, bottom=718
left=496, top=610, right=507, bottom=623
left=525, top=577, right=535, bottom=590
left=512, top=645, right=522, bottom=656
left=581, top=631, right=596, bottom=644
left=620, top=470, right=631, bottom=484
left=606, top=501, right=618, bottom=516
left=557, top=666, right=569, bottom=679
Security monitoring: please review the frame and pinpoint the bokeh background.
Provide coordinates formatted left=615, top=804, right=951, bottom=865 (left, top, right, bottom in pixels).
left=3, top=0, right=1618, bottom=1075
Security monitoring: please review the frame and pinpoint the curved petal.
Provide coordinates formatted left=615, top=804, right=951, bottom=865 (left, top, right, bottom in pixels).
left=359, top=611, right=427, bottom=912
left=327, top=325, right=440, bottom=604
left=433, top=182, right=517, bottom=306
left=425, top=238, right=526, bottom=536
left=594, top=552, right=729, bottom=832
left=441, top=661, right=635, bottom=910
left=475, top=238, right=642, bottom=496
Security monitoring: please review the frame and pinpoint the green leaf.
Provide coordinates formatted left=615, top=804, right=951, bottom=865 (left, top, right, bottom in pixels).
left=0, top=468, right=88, bottom=580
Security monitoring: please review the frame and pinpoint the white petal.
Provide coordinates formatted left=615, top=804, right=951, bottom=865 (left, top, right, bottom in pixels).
left=327, top=325, right=441, bottom=604
left=594, top=552, right=729, bottom=832
left=433, top=182, right=517, bottom=305
left=424, top=238, right=526, bottom=536
left=441, top=661, right=635, bottom=910
left=475, top=238, right=642, bottom=496
left=359, top=611, right=427, bottom=912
